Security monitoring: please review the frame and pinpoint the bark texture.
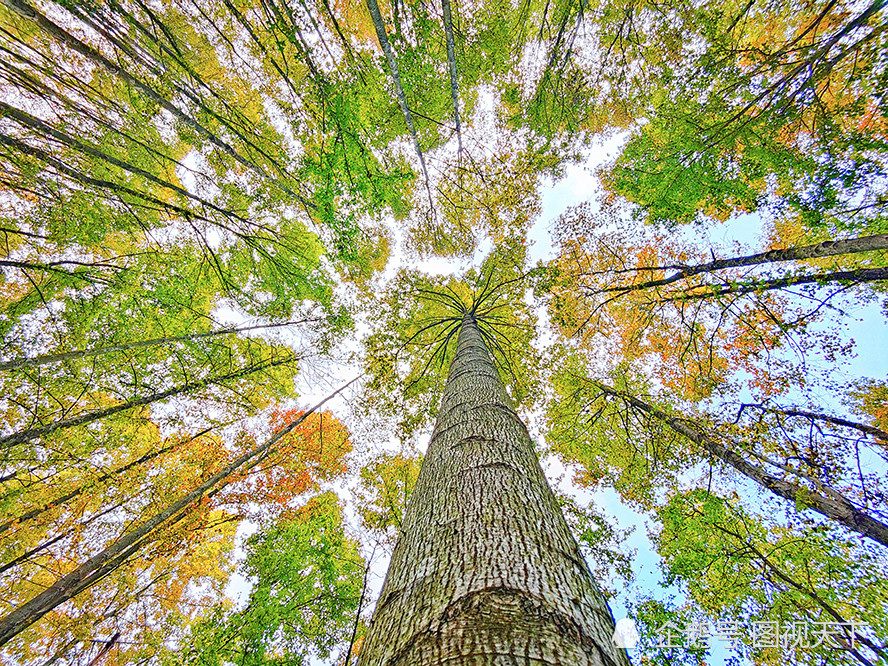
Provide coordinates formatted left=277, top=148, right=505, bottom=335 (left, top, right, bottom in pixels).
left=595, top=383, right=888, bottom=548
left=358, top=316, right=628, bottom=666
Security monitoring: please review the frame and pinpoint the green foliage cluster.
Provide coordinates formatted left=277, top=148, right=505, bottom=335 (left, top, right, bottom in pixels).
left=162, top=493, right=364, bottom=666
left=1, top=0, right=886, bottom=663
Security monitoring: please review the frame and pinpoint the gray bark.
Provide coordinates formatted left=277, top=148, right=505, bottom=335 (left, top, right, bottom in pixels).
left=441, top=0, right=463, bottom=156
left=599, top=233, right=888, bottom=294
left=0, top=319, right=311, bottom=372
left=364, top=0, right=435, bottom=206
left=595, top=383, right=888, bottom=548
left=0, top=355, right=297, bottom=450
left=0, top=378, right=356, bottom=648
left=662, top=265, right=888, bottom=301
left=358, top=316, right=628, bottom=666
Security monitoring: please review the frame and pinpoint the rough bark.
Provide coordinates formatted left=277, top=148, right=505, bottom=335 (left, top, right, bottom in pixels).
left=358, top=316, right=628, bottom=666
left=595, top=383, right=888, bottom=548
left=0, top=378, right=356, bottom=648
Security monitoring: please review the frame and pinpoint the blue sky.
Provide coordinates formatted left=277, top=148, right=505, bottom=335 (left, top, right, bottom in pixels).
left=225, top=131, right=887, bottom=665
left=527, top=139, right=887, bottom=664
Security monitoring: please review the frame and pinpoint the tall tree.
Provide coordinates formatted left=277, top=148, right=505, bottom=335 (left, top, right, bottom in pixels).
left=358, top=259, right=627, bottom=665
left=162, top=492, right=365, bottom=666
left=0, top=380, right=355, bottom=652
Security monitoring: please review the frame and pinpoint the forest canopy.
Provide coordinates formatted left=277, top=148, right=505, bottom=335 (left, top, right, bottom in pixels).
left=0, top=0, right=886, bottom=663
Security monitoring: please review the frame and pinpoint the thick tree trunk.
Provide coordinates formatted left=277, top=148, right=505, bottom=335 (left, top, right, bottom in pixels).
left=358, top=315, right=627, bottom=666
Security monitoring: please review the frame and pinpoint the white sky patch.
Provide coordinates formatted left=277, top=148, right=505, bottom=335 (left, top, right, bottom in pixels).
left=529, top=133, right=629, bottom=264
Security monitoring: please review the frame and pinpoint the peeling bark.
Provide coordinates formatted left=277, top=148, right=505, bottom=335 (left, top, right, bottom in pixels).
left=358, top=316, right=627, bottom=665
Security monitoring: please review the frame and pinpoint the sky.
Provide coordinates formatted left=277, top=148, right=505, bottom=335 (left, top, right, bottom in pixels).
left=219, top=130, right=887, bottom=666
left=530, top=139, right=741, bottom=664
left=529, top=138, right=888, bottom=664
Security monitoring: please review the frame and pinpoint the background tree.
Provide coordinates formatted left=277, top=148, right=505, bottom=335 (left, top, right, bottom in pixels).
left=161, top=492, right=365, bottom=666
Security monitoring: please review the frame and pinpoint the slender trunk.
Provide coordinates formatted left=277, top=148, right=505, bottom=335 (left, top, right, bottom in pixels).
left=0, top=319, right=311, bottom=372
left=86, top=632, right=119, bottom=666
left=0, top=355, right=297, bottom=450
left=661, top=265, right=888, bottom=301
left=0, top=132, right=235, bottom=234
left=596, top=383, right=888, bottom=548
left=739, top=403, right=888, bottom=443
left=0, top=101, right=248, bottom=223
left=0, top=378, right=356, bottom=648
left=0, top=500, right=127, bottom=576
left=0, top=0, right=283, bottom=191
left=0, top=427, right=214, bottom=536
left=598, top=233, right=888, bottom=294
left=441, top=0, right=463, bottom=157
left=364, top=0, right=435, bottom=207
left=0, top=259, right=110, bottom=284
left=358, top=316, right=627, bottom=665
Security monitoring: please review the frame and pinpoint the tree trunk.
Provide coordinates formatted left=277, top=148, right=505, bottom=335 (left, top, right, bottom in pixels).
left=598, top=233, right=888, bottom=294
left=0, top=0, right=304, bottom=202
left=0, top=427, right=213, bottom=536
left=595, top=382, right=888, bottom=548
left=364, top=0, right=435, bottom=207
left=662, top=265, right=888, bottom=301
left=441, top=0, right=463, bottom=156
left=739, top=403, right=888, bottom=443
left=0, top=378, right=356, bottom=648
left=357, top=315, right=627, bottom=666
left=0, top=355, right=298, bottom=450
left=0, top=319, right=312, bottom=372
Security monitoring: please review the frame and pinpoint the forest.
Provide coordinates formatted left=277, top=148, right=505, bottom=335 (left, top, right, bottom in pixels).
left=0, top=0, right=886, bottom=663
